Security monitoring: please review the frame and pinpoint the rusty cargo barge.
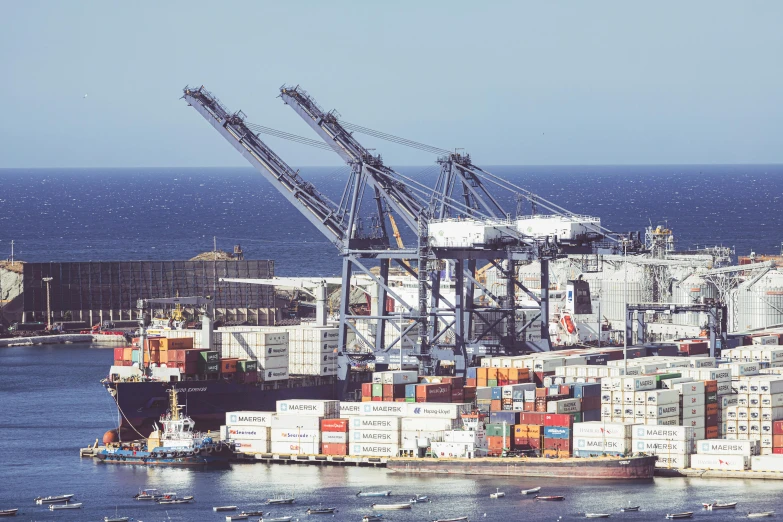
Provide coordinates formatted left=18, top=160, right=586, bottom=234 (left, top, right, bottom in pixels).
left=387, top=455, right=657, bottom=480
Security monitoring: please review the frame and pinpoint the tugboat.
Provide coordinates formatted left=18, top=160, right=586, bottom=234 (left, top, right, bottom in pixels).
left=95, top=388, right=233, bottom=468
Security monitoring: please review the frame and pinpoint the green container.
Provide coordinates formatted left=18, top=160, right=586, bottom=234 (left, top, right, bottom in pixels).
left=405, top=397, right=416, bottom=403
left=199, top=350, right=220, bottom=363
left=200, top=361, right=220, bottom=373
left=487, top=379, right=498, bottom=387
left=238, top=360, right=257, bottom=372
left=372, top=383, right=383, bottom=397
left=571, top=412, right=583, bottom=423
left=486, top=423, right=511, bottom=437
left=655, top=372, right=681, bottom=383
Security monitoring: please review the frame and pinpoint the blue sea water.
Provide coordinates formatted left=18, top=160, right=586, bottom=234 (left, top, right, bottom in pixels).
left=1, top=165, right=782, bottom=275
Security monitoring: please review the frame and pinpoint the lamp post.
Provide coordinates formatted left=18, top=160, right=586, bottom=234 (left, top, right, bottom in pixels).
left=42, top=277, right=53, bottom=329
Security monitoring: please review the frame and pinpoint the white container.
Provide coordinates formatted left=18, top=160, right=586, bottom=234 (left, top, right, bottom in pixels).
left=257, top=355, right=289, bottom=370
left=633, top=425, right=694, bottom=441
left=232, top=439, right=270, bottom=453
left=655, top=454, right=690, bottom=469
left=405, top=403, right=472, bottom=419
left=349, top=442, right=400, bottom=457
left=751, top=455, right=783, bottom=471
left=645, top=389, right=680, bottom=405
left=270, top=415, right=321, bottom=431
left=276, top=399, right=339, bottom=418
left=758, top=379, right=783, bottom=394
left=645, top=417, right=680, bottom=426
left=431, top=441, right=475, bottom=458
left=255, top=344, right=290, bottom=358
left=270, top=429, right=321, bottom=443
left=349, top=416, right=400, bottom=431
left=753, top=335, right=779, bottom=346
left=646, top=404, right=680, bottom=419
left=719, top=395, right=739, bottom=409
left=696, top=439, right=756, bottom=456
left=717, top=381, right=734, bottom=395
left=634, top=438, right=692, bottom=454
left=572, top=422, right=634, bottom=439
left=547, top=398, right=581, bottom=414
left=340, top=401, right=406, bottom=417
left=681, top=406, right=706, bottom=420
left=573, top=436, right=632, bottom=453
left=761, top=394, right=783, bottom=407
left=381, top=370, right=418, bottom=385
left=680, top=393, right=705, bottom=407
left=321, top=431, right=348, bottom=444
left=673, top=381, right=706, bottom=396
left=401, top=417, right=460, bottom=431
left=760, top=407, right=783, bottom=421
left=622, top=376, right=657, bottom=392
left=351, top=430, right=400, bottom=444
left=225, top=411, right=274, bottom=427
left=261, top=368, right=290, bottom=382
left=270, top=441, right=320, bottom=454
left=722, top=362, right=761, bottom=377
left=690, top=454, right=749, bottom=471
left=533, top=358, right=565, bottom=372
left=227, top=426, right=269, bottom=440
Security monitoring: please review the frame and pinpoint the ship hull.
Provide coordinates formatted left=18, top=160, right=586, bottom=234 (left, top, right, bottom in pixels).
left=107, top=378, right=348, bottom=437
left=387, top=455, right=657, bottom=480
left=95, top=445, right=233, bottom=468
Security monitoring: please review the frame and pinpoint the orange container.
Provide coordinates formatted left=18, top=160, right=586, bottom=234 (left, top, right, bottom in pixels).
left=321, top=419, right=349, bottom=432
left=490, top=399, right=502, bottom=411
left=706, top=403, right=718, bottom=416
left=487, top=367, right=499, bottom=380
left=704, top=380, right=718, bottom=393
left=705, top=426, right=719, bottom=439
left=123, top=347, right=134, bottom=360
left=477, top=367, right=488, bottom=380
left=527, top=424, right=542, bottom=436
left=773, top=434, right=783, bottom=448
left=497, top=368, right=509, bottom=381
left=477, top=379, right=488, bottom=387
left=159, top=337, right=194, bottom=350
left=221, top=358, right=238, bottom=373
left=321, top=443, right=347, bottom=456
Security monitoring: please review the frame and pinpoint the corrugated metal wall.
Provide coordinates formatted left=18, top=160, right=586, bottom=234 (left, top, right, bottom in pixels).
left=21, top=260, right=276, bottom=325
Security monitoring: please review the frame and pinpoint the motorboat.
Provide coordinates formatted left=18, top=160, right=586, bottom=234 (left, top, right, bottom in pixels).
left=306, top=506, right=337, bottom=514
left=371, top=503, right=412, bottom=510
left=49, top=503, right=83, bottom=510
left=621, top=503, right=641, bottom=512
left=357, top=490, right=391, bottom=497
left=363, top=516, right=383, bottom=522
left=34, top=494, right=74, bottom=504
left=133, top=488, right=161, bottom=500
left=410, top=495, right=431, bottom=503
left=665, top=513, right=693, bottom=520
left=585, top=515, right=611, bottom=519
left=261, top=517, right=293, bottom=522
left=214, top=505, right=238, bottom=512
left=266, top=495, right=295, bottom=505
left=225, top=516, right=248, bottom=521
left=490, top=488, right=505, bottom=499
left=0, top=510, right=18, bottom=518
left=521, top=487, right=541, bottom=495
left=748, top=513, right=775, bottom=518
left=105, top=517, right=130, bottom=522
left=157, top=497, right=191, bottom=505
left=239, top=511, right=265, bottom=517
left=433, top=518, right=469, bottom=522
left=535, top=495, right=565, bottom=501
left=705, top=501, right=738, bottom=510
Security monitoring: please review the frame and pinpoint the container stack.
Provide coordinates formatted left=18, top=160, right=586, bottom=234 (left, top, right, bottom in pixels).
left=543, top=414, right=574, bottom=457
left=572, top=421, right=633, bottom=457
left=320, top=418, right=349, bottom=456
left=512, top=412, right=546, bottom=453
left=470, top=365, right=531, bottom=387
left=691, top=438, right=755, bottom=471
left=223, top=410, right=273, bottom=453
left=774, top=420, right=783, bottom=454
left=271, top=400, right=339, bottom=455
left=674, top=380, right=706, bottom=440
left=633, top=425, right=694, bottom=470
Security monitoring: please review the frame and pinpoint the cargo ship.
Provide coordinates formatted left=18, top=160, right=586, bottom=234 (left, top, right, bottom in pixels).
left=387, top=454, right=658, bottom=480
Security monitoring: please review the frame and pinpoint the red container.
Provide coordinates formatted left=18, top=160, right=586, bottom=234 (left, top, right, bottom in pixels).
left=463, top=386, right=477, bottom=400
left=544, top=438, right=572, bottom=451
left=362, top=382, right=373, bottom=398
left=321, top=443, right=347, bottom=456
left=513, top=437, right=531, bottom=449
left=184, top=361, right=199, bottom=375
left=773, top=434, right=783, bottom=448
left=519, top=412, right=546, bottom=425
left=773, top=420, right=783, bottom=435
left=774, top=448, right=783, bottom=454
left=237, top=370, right=259, bottom=383
left=383, top=395, right=393, bottom=402
left=559, top=385, right=572, bottom=396
left=452, top=388, right=465, bottom=402
left=441, top=376, right=465, bottom=388
left=415, top=383, right=452, bottom=402
left=372, top=396, right=381, bottom=401
left=544, top=413, right=573, bottom=428
left=523, top=402, right=535, bottom=411
left=487, top=436, right=505, bottom=452
left=466, top=378, right=477, bottom=387
left=705, top=426, right=719, bottom=439
left=382, top=384, right=394, bottom=397
left=321, top=419, right=349, bottom=432
left=527, top=437, right=542, bottom=449
left=184, top=349, right=205, bottom=362
left=114, top=347, right=125, bottom=361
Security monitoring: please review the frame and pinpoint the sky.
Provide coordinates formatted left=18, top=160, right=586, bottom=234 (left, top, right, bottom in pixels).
left=1, top=1, right=782, bottom=168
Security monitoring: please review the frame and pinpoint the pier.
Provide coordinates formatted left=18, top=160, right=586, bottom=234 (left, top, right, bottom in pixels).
left=235, top=452, right=388, bottom=468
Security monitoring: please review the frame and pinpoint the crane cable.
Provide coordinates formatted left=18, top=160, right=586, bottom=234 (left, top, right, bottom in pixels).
left=244, top=122, right=334, bottom=151
left=340, top=120, right=452, bottom=155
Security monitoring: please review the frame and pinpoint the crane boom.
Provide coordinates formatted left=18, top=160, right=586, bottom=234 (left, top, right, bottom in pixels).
left=183, top=86, right=345, bottom=248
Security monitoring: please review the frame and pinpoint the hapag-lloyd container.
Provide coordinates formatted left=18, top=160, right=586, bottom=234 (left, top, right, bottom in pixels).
left=226, top=411, right=274, bottom=427
left=276, top=399, right=339, bottom=418
left=406, top=403, right=473, bottom=419
left=351, top=430, right=400, bottom=443
left=572, top=421, right=633, bottom=439
left=349, top=416, right=400, bottom=431
left=257, top=355, right=288, bottom=370
left=690, top=454, right=749, bottom=471
left=261, top=367, right=290, bottom=382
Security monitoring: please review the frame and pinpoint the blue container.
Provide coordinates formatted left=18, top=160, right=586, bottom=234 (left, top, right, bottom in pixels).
left=548, top=385, right=560, bottom=396
left=131, top=349, right=141, bottom=363
left=543, top=426, right=571, bottom=440
left=405, top=384, right=417, bottom=398
left=581, top=409, right=602, bottom=422
left=573, top=382, right=601, bottom=399
left=489, top=411, right=520, bottom=425
left=466, top=367, right=477, bottom=379
left=491, top=387, right=502, bottom=400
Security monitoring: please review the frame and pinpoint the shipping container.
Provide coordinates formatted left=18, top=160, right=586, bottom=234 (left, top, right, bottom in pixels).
left=690, top=453, right=749, bottom=471
left=227, top=426, right=270, bottom=440
left=321, top=442, right=348, bottom=456
left=271, top=415, right=321, bottom=431
left=321, top=418, right=349, bottom=432
left=349, top=442, right=400, bottom=457
left=276, top=399, right=339, bottom=418
left=232, top=439, right=270, bottom=453
left=270, top=441, right=320, bottom=454
left=226, top=411, right=274, bottom=427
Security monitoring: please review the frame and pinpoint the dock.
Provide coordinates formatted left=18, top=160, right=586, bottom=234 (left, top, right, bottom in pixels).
left=656, top=468, right=783, bottom=480
left=0, top=334, right=94, bottom=347
left=234, top=452, right=387, bottom=468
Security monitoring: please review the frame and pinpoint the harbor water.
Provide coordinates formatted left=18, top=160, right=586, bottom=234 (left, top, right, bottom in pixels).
left=1, top=343, right=783, bottom=520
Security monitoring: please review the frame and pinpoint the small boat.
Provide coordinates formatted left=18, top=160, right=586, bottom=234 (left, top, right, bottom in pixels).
left=267, top=495, right=296, bottom=505
left=105, top=517, right=130, bottom=522
left=0, top=509, right=18, bottom=518
left=262, top=517, right=293, bottom=522
left=49, top=502, right=83, bottom=510
left=371, top=503, right=412, bottom=510
left=665, top=513, right=693, bottom=520
left=34, top=494, right=74, bottom=504
left=705, top=502, right=738, bottom=510
left=535, top=495, right=565, bottom=501
left=586, top=515, right=611, bottom=519
left=357, top=490, right=391, bottom=497
left=363, top=516, right=383, bottom=522
left=239, top=511, right=265, bottom=517
left=214, top=505, right=238, bottom=512
left=621, top=506, right=641, bottom=512
left=158, top=498, right=191, bottom=505
left=521, top=487, right=541, bottom=495
left=226, top=515, right=248, bottom=521
left=490, top=488, right=505, bottom=499
left=748, top=512, right=775, bottom=518
left=134, top=488, right=161, bottom=500
left=433, top=518, right=469, bottom=522
left=410, top=495, right=431, bottom=503
left=306, top=506, right=337, bottom=514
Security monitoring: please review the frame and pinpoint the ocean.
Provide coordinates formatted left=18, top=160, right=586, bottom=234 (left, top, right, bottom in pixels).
left=1, top=165, right=782, bottom=275
left=1, top=343, right=782, bottom=521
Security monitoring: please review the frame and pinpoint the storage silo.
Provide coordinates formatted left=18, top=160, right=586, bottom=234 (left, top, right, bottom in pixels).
left=734, top=270, right=783, bottom=332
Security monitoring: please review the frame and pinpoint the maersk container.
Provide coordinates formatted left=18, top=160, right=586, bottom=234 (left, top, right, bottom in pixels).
left=349, top=442, right=400, bottom=457
left=351, top=430, right=400, bottom=443
left=634, top=425, right=694, bottom=441
left=720, top=362, right=761, bottom=377
left=691, top=453, right=749, bottom=471
left=574, top=436, right=631, bottom=453
left=697, top=438, right=757, bottom=456
left=226, top=411, right=274, bottom=428
left=654, top=454, right=690, bottom=469
left=621, top=376, right=657, bottom=392
left=634, top=438, right=691, bottom=454
left=350, top=416, right=400, bottom=431
left=276, top=399, right=339, bottom=418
